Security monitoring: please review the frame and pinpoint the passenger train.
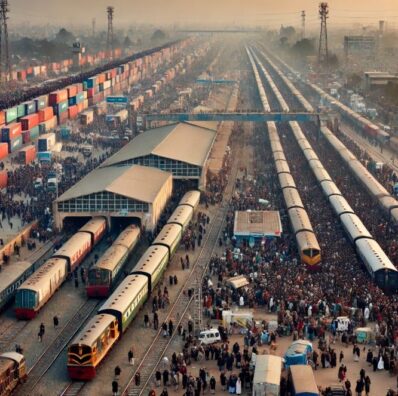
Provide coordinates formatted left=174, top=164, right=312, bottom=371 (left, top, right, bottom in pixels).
left=264, top=48, right=392, bottom=146
left=86, top=226, right=141, bottom=298
left=246, top=46, right=321, bottom=267
left=14, top=217, right=107, bottom=319
left=320, top=126, right=398, bottom=224
left=0, top=352, right=27, bottom=396
left=67, top=190, right=200, bottom=380
left=289, top=121, right=398, bottom=291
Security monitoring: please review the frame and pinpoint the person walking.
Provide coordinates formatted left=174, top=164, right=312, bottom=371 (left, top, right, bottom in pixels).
left=355, top=379, right=364, bottom=396
left=364, top=376, right=371, bottom=396
left=53, top=316, right=59, bottom=329
left=112, top=380, right=118, bottom=396
left=210, top=376, right=216, bottom=394
left=114, top=366, right=121, bottom=379
left=128, top=348, right=134, bottom=365
left=135, top=372, right=141, bottom=386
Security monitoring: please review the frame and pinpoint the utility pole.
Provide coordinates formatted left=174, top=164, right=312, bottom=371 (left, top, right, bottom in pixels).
left=0, top=0, right=10, bottom=81
left=301, top=10, right=306, bottom=40
left=106, top=6, right=114, bottom=60
left=92, top=18, right=96, bottom=37
left=318, top=2, right=329, bottom=67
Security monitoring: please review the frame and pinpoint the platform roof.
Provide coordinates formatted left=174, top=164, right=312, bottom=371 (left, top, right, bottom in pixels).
left=101, top=122, right=216, bottom=168
left=234, top=210, right=282, bottom=238
left=56, top=165, right=171, bottom=204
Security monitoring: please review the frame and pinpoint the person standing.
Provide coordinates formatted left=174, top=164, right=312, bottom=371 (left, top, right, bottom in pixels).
left=210, top=376, right=216, bottom=394
left=355, top=379, right=364, bottom=396
left=53, top=316, right=59, bottom=329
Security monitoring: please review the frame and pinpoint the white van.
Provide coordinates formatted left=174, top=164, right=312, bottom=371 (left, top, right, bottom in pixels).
left=198, top=329, right=221, bottom=345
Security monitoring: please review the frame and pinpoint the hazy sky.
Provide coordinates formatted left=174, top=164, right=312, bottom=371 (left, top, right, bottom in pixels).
left=8, top=0, right=398, bottom=28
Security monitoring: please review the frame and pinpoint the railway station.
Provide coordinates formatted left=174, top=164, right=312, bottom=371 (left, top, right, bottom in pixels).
left=100, top=122, right=217, bottom=189
left=53, top=165, right=173, bottom=231
left=1, top=3, right=398, bottom=395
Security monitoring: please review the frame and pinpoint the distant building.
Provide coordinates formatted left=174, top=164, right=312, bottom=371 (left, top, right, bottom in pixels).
left=344, top=36, right=376, bottom=57
left=364, top=71, right=398, bottom=90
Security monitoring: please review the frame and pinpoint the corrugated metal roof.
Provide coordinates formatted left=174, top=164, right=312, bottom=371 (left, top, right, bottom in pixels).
left=56, top=165, right=171, bottom=204
left=101, top=122, right=216, bottom=168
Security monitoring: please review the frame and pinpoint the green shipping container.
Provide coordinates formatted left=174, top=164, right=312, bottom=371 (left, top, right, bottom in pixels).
left=55, top=100, right=68, bottom=115
left=30, top=126, right=40, bottom=140
left=17, top=104, right=26, bottom=118
left=6, top=107, right=18, bottom=123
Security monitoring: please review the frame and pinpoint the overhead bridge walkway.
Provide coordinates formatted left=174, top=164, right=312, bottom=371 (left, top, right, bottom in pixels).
left=141, top=112, right=320, bottom=128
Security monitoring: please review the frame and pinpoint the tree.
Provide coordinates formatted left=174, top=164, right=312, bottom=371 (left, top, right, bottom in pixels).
left=279, top=25, right=296, bottom=40
left=151, top=29, right=166, bottom=41
left=54, top=28, right=75, bottom=45
left=291, top=38, right=315, bottom=57
left=123, top=36, right=133, bottom=47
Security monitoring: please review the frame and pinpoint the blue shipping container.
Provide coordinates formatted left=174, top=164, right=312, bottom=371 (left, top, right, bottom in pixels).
left=60, top=127, right=71, bottom=140
left=17, top=104, right=26, bottom=119
left=24, top=101, right=36, bottom=116
left=85, top=77, right=97, bottom=88
left=37, top=151, right=52, bottom=162
left=68, top=97, right=77, bottom=106
left=53, top=100, right=68, bottom=115
left=35, top=96, right=48, bottom=111
left=8, top=135, right=23, bottom=153
left=5, top=107, right=18, bottom=123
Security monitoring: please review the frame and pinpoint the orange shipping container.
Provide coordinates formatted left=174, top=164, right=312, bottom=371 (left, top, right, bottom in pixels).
left=0, top=170, right=7, bottom=189
left=0, top=111, right=4, bottom=125
left=67, top=85, right=78, bottom=98
left=38, top=107, right=54, bottom=123
left=0, top=142, right=7, bottom=160
left=68, top=105, right=78, bottom=119
left=18, top=145, right=36, bottom=164
left=49, top=89, right=68, bottom=105
left=21, top=114, right=39, bottom=131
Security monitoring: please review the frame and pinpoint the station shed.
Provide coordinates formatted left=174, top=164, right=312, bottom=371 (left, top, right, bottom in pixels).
left=233, top=210, right=282, bottom=245
left=100, top=122, right=216, bottom=189
left=53, top=165, right=172, bottom=232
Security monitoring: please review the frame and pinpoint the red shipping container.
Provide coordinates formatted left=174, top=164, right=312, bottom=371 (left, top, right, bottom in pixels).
left=0, top=142, right=7, bottom=160
left=27, top=67, right=33, bottom=74
left=19, top=145, right=36, bottom=164
left=67, top=85, right=78, bottom=98
left=0, top=170, right=7, bottom=189
left=21, top=114, right=39, bottom=131
left=87, top=88, right=95, bottom=98
left=22, top=130, right=30, bottom=144
left=68, top=105, right=78, bottom=119
left=38, top=107, right=54, bottom=123
left=49, top=89, right=68, bottom=105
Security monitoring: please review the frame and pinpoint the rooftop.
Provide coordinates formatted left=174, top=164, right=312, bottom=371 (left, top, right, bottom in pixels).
left=234, top=210, right=282, bottom=238
left=56, top=165, right=171, bottom=204
left=101, top=122, right=216, bottom=168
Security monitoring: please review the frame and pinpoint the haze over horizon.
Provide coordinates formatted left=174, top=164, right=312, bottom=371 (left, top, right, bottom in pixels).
left=8, top=0, right=398, bottom=29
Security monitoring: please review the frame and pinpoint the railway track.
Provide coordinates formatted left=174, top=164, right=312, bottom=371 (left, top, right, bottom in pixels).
left=0, top=239, right=55, bottom=354
left=121, top=129, right=243, bottom=396
left=17, top=299, right=100, bottom=396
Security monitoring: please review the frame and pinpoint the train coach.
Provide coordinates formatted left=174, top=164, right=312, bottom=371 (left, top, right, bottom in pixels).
left=0, top=352, right=27, bottom=395
left=264, top=121, right=321, bottom=268
left=15, top=217, right=106, bottom=319
left=290, top=122, right=398, bottom=291
left=86, top=225, right=141, bottom=298
left=67, top=191, right=200, bottom=380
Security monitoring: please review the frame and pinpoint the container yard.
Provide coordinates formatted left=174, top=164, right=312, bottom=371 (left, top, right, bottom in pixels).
left=0, top=2, right=398, bottom=396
